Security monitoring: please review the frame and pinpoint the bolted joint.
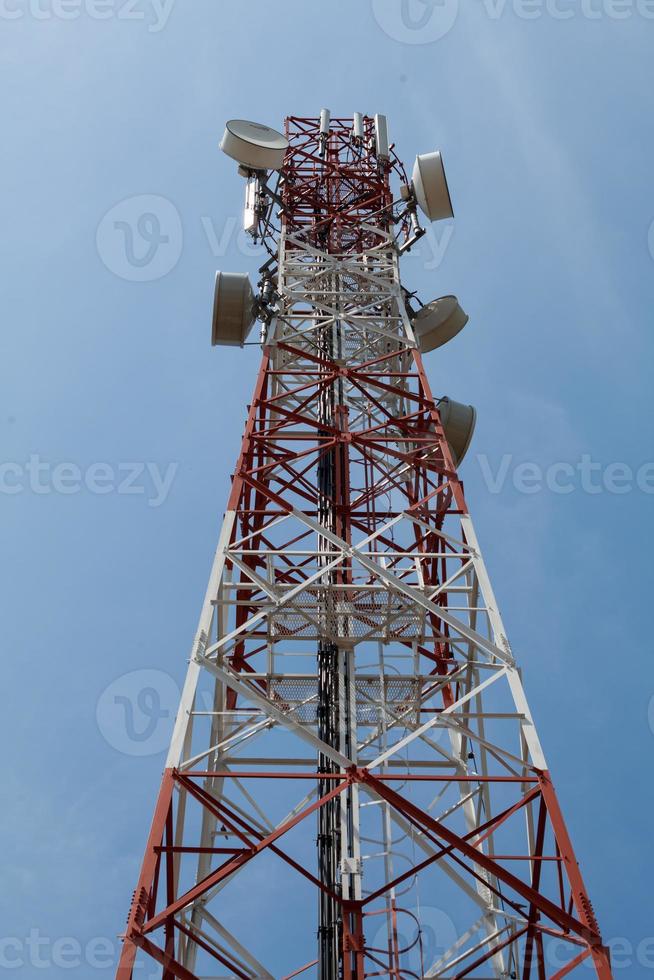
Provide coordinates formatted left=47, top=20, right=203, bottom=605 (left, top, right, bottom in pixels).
left=346, top=765, right=368, bottom=785
left=343, top=932, right=365, bottom=952
left=129, top=886, right=149, bottom=930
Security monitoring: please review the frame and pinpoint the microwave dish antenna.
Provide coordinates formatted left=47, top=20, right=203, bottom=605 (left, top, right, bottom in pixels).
left=220, top=119, right=288, bottom=172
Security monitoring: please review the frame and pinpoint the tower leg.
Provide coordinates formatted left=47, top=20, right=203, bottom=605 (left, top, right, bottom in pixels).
left=117, top=769, right=175, bottom=978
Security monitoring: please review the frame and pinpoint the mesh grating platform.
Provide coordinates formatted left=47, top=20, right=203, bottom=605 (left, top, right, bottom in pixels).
left=271, top=587, right=425, bottom=642
left=268, top=675, right=423, bottom=725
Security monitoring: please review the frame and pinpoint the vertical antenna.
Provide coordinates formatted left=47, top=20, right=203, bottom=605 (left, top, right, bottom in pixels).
left=352, top=111, right=364, bottom=145
left=374, top=112, right=389, bottom=159
left=319, top=107, right=331, bottom=157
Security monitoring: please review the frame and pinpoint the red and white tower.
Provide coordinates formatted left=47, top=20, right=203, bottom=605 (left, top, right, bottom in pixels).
left=116, top=114, right=611, bottom=980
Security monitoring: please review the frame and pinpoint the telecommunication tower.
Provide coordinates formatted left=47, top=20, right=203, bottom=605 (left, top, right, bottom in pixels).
left=116, top=113, right=611, bottom=979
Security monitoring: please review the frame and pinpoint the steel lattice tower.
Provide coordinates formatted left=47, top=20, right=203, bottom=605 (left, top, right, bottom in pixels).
left=116, top=114, right=611, bottom=980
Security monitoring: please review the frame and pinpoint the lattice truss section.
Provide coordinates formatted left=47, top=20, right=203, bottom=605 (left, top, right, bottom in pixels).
left=117, top=116, right=610, bottom=980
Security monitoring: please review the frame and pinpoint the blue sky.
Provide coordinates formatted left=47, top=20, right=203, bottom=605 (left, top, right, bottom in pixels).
left=1, top=0, right=653, bottom=975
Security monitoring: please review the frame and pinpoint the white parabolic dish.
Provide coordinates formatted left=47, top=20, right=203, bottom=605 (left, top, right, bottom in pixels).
left=438, top=397, right=477, bottom=465
left=412, top=151, right=454, bottom=222
left=412, top=295, right=468, bottom=352
left=211, top=272, right=256, bottom=347
left=220, top=119, right=289, bottom=171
